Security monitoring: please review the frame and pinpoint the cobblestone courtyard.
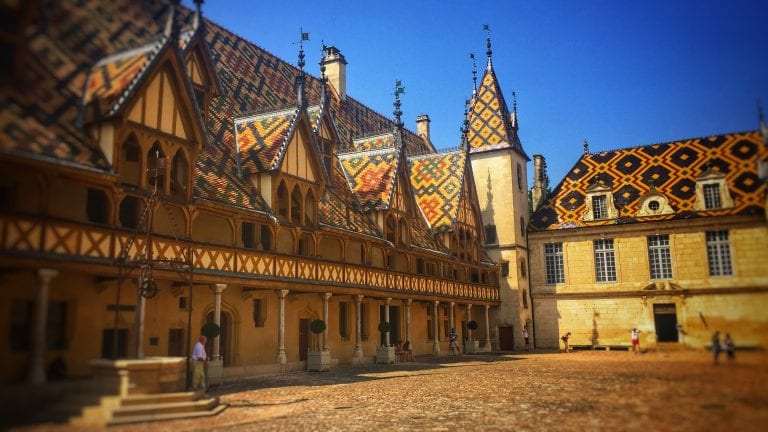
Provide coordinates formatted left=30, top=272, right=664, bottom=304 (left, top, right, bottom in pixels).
left=20, top=350, right=768, bottom=431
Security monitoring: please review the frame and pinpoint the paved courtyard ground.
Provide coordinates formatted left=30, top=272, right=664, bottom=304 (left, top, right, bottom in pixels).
left=18, top=349, right=768, bottom=431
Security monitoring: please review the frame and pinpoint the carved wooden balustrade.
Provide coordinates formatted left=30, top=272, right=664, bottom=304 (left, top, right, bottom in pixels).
left=0, top=213, right=500, bottom=302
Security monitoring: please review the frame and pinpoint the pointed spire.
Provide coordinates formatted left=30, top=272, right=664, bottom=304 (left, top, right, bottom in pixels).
left=470, top=52, right=477, bottom=96
left=483, top=24, right=492, bottom=69
left=164, top=0, right=181, bottom=41
left=294, top=29, right=309, bottom=107
left=192, top=0, right=204, bottom=30
left=511, top=91, right=518, bottom=130
left=319, top=40, right=328, bottom=105
left=583, top=138, right=590, bottom=155
left=393, top=79, right=405, bottom=129
left=461, top=98, right=471, bottom=152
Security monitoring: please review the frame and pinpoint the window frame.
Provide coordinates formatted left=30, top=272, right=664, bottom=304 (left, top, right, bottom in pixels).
left=706, top=230, right=733, bottom=276
left=544, top=242, right=565, bottom=284
left=593, top=239, right=617, bottom=282
left=648, top=235, right=673, bottom=280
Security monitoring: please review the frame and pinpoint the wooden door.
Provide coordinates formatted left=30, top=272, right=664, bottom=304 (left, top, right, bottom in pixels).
left=498, top=326, right=515, bottom=350
left=299, top=318, right=309, bottom=361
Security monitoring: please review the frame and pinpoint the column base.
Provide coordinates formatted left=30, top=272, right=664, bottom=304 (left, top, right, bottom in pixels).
left=482, top=339, right=493, bottom=352
left=276, top=350, right=287, bottom=364
left=376, top=346, right=396, bottom=364
left=207, top=359, right=224, bottom=386
left=307, top=350, right=331, bottom=371
left=464, top=340, right=479, bottom=354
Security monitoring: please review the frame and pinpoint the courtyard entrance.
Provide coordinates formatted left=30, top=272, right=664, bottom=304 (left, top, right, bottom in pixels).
left=653, top=303, right=679, bottom=342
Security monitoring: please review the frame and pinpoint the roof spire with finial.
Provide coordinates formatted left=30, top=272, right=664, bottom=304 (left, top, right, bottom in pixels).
left=511, top=90, right=518, bottom=130
left=483, top=24, right=492, bottom=69
left=164, top=0, right=181, bottom=41
left=460, top=97, right=470, bottom=151
left=583, top=138, right=590, bottom=155
left=319, top=40, right=328, bottom=105
left=393, top=79, right=405, bottom=129
left=192, top=0, right=204, bottom=30
left=470, top=52, right=477, bottom=95
left=295, top=28, right=309, bottom=107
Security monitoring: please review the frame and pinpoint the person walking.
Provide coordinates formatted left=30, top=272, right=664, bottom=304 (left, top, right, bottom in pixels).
left=724, top=333, right=735, bottom=362
left=522, top=326, right=530, bottom=352
left=191, top=335, right=208, bottom=391
left=561, top=332, right=572, bottom=353
left=630, top=328, right=640, bottom=354
left=449, top=328, right=459, bottom=355
left=711, top=331, right=722, bottom=365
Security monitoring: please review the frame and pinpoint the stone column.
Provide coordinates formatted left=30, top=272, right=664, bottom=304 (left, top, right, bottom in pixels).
left=276, top=289, right=289, bottom=364
left=432, top=301, right=440, bottom=355
left=135, top=289, right=146, bottom=358
left=384, top=298, right=391, bottom=346
left=29, top=268, right=58, bottom=385
left=484, top=304, right=492, bottom=350
left=353, top=295, right=364, bottom=362
left=404, top=299, right=412, bottom=344
left=323, top=293, right=331, bottom=350
left=449, top=302, right=455, bottom=332
left=211, top=284, right=227, bottom=360
left=467, top=304, right=473, bottom=340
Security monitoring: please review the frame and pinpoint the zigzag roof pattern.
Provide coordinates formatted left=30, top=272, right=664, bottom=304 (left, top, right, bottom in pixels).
left=338, top=141, right=400, bottom=212
left=466, top=67, right=526, bottom=159
left=530, top=131, right=767, bottom=231
left=408, top=150, right=467, bottom=232
left=234, top=108, right=298, bottom=175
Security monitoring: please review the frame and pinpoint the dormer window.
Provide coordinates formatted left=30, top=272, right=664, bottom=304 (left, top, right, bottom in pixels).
left=592, top=196, right=607, bottom=219
left=703, top=184, right=721, bottom=209
left=582, top=179, right=618, bottom=222
left=694, top=167, right=733, bottom=211
left=636, top=191, right=675, bottom=217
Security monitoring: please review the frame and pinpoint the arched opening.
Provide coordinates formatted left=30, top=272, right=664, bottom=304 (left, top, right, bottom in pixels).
left=192, top=212, right=233, bottom=245
left=385, top=214, right=396, bottom=243
left=298, top=233, right=314, bottom=256
left=370, top=247, right=385, bottom=268
left=205, top=310, right=232, bottom=367
left=276, top=228, right=294, bottom=254
left=153, top=204, right=187, bottom=238
left=170, top=150, right=189, bottom=198
left=120, top=134, right=141, bottom=186
left=318, top=236, right=342, bottom=261
left=276, top=181, right=289, bottom=223
left=415, top=257, right=425, bottom=274
left=291, top=185, right=303, bottom=225
left=345, top=240, right=364, bottom=264
left=119, top=196, right=143, bottom=229
left=304, top=189, right=316, bottom=226
left=146, top=142, right=166, bottom=191
left=398, top=218, right=408, bottom=246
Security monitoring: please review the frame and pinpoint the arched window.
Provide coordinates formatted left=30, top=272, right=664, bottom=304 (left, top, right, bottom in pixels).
left=119, top=196, right=142, bottom=229
left=385, top=214, right=396, bottom=243
left=298, top=233, right=314, bottom=256
left=146, top=142, right=166, bottom=191
left=304, top=189, right=316, bottom=226
left=120, top=134, right=141, bottom=186
left=276, top=181, right=289, bottom=222
left=398, top=218, right=408, bottom=246
left=291, top=185, right=303, bottom=225
left=170, top=150, right=189, bottom=197
left=520, top=216, right=526, bottom=237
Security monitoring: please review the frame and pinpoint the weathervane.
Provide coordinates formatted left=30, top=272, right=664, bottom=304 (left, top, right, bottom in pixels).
left=393, top=79, right=405, bottom=128
left=470, top=53, right=477, bottom=94
left=583, top=138, right=590, bottom=155
left=297, top=28, right=309, bottom=71
left=483, top=24, right=492, bottom=68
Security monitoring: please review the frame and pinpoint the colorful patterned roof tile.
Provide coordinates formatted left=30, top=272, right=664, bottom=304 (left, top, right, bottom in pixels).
left=234, top=108, right=298, bottom=175
left=350, top=132, right=397, bottom=152
left=410, top=219, right=450, bottom=254
left=530, top=131, right=767, bottom=231
left=319, top=190, right=381, bottom=237
left=338, top=143, right=400, bottom=212
left=466, top=67, right=526, bottom=158
left=408, top=150, right=467, bottom=232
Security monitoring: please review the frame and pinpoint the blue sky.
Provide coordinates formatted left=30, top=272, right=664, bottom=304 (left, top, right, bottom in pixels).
left=190, top=0, right=768, bottom=185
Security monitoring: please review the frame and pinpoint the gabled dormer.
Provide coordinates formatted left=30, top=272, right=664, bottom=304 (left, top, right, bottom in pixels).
left=179, top=0, right=222, bottom=125
left=582, top=177, right=619, bottom=222
left=693, top=164, right=734, bottom=211
left=79, top=2, right=208, bottom=200
left=308, top=85, right=341, bottom=181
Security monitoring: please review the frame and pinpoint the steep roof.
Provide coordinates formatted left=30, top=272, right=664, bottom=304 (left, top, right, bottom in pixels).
left=234, top=107, right=299, bottom=175
left=408, top=149, right=468, bottom=232
left=338, top=134, right=400, bottom=212
left=530, top=131, right=767, bottom=231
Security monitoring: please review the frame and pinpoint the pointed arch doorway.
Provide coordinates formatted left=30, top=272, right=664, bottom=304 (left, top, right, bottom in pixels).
left=205, top=310, right=232, bottom=366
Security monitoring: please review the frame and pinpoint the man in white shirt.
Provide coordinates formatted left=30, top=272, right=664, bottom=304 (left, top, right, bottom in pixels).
left=191, top=335, right=208, bottom=391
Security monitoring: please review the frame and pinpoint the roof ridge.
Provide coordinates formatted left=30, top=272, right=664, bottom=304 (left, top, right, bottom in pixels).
left=585, top=129, right=761, bottom=155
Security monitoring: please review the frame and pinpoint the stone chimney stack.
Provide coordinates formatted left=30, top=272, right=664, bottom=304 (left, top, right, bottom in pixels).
left=416, top=114, right=431, bottom=143
left=321, top=46, right=347, bottom=101
left=531, top=154, right=549, bottom=211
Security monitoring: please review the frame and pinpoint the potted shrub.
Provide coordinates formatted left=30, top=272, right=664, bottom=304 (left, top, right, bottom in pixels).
left=375, top=321, right=395, bottom=364
left=307, top=319, right=330, bottom=371
left=465, top=320, right=480, bottom=354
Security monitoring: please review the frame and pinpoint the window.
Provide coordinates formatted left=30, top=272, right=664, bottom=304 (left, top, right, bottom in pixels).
left=253, top=298, right=266, bottom=327
left=170, top=151, right=189, bottom=197
left=592, top=195, right=608, bottom=220
left=304, top=190, right=316, bottom=226
left=298, top=233, right=312, bottom=256
left=178, top=296, right=188, bottom=309
left=544, top=243, right=565, bottom=284
left=500, top=261, right=509, bottom=277
left=146, top=142, right=166, bottom=191
left=260, top=225, right=272, bottom=250
left=648, top=235, right=672, bottom=279
left=360, top=302, right=369, bottom=341
left=119, top=196, right=141, bottom=228
left=86, top=188, right=108, bottom=224
left=520, top=259, right=527, bottom=278
left=517, top=163, right=523, bottom=191
left=520, top=217, right=526, bottom=237
left=484, top=225, right=497, bottom=244
left=386, top=215, right=396, bottom=243
left=706, top=231, right=732, bottom=276
left=121, top=135, right=141, bottom=186
left=703, top=184, right=721, bottom=209
left=398, top=219, right=409, bottom=246
left=594, top=239, right=617, bottom=282
left=168, top=328, right=185, bottom=356
left=242, top=222, right=255, bottom=248
left=416, top=258, right=425, bottom=274
left=442, top=305, right=450, bottom=338
left=522, top=289, right=529, bottom=309
left=339, top=302, right=349, bottom=339
left=290, top=186, right=303, bottom=225
left=276, top=182, right=289, bottom=222
left=0, top=184, right=9, bottom=210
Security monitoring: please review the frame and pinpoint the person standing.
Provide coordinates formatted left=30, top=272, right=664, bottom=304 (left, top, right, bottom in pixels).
left=522, top=326, right=530, bottom=352
left=724, top=333, right=735, bottom=362
left=711, top=331, right=722, bottom=365
left=191, top=335, right=208, bottom=391
left=561, top=332, right=572, bottom=353
left=449, top=328, right=459, bottom=355
left=630, top=328, right=640, bottom=354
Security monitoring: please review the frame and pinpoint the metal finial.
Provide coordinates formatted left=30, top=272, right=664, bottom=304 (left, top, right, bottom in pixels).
left=512, top=91, right=517, bottom=114
left=483, top=24, right=492, bottom=68
left=470, top=52, right=477, bottom=94
left=462, top=98, right=470, bottom=144
left=583, top=138, right=589, bottom=155
left=319, top=40, right=327, bottom=81
left=393, top=79, right=405, bottom=128
left=298, top=28, right=309, bottom=71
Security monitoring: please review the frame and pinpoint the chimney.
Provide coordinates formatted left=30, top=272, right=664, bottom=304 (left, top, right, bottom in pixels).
left=321, top=46, right=347, bottom=101
left=416, top=114, right=431, bottom=143
left=531, top=154, right=549, bottom=211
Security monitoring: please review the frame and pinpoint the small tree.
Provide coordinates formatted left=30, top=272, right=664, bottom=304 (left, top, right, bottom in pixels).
left=310, top=319, right=326, bottom=351
left=378, top=321, right=391, bottom=346
left=201, top=322, right=221, bottom=340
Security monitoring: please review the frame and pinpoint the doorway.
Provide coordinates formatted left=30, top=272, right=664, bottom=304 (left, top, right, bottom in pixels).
left=498, top=326, right=515, bottom=350
left=205, top=311, right=232, bottom=366
left=653, top=303, right=679, bottom=342
left=379, top=305, right=400, bottom=346
left=299, top=318, right=309, bottom=361
left=101, top=328, right=128, bottom=358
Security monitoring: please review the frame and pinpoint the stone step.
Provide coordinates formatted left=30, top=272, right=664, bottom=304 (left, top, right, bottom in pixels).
left=111, top=397, right=219, bottom=418
left=120, top=391, right=199, bottom=406
left=107, top=403, right=226, bottom=426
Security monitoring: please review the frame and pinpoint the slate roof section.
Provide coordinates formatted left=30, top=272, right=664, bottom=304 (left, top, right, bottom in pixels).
left=234, top=108, right=298, bottom=175
left=408, top=150, right=467, bottom=232
left=338, top=143, right=400, bottom=212
left=530, top=131, right=767, bottom=231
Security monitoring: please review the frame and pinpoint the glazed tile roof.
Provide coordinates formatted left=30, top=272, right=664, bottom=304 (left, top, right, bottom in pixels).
left=338, top=140, right=400, bottom=212
left=530, top=131, right=767, bottom=231
left=234, top=108, right=298, bottom=175
left=466, top=66, right=526, bottom=158
left=319, top=189, right=381, bottom=237
left=408, top=150, right=467, bottom=232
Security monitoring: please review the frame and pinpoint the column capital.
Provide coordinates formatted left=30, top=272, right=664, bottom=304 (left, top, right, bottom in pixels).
left=466, top=303, right=473, bottom=310
left=484, top=304, right=491, bottom=311
left=433, top=300, right=440, bottom=306
left=277, top=289, right=290, bottom=299
left=405, top=298, right=413, bottom=306
left=384, top=297, right=392, bottom=305
left=450, top=301, right=455, bottom=307
left=211, top=283, right=227, bottom=293
left=37, top=268, right=59, bottom=284
left=323, top=292, right=332, bottom=300
left=355, top=294, right=364, bottom=303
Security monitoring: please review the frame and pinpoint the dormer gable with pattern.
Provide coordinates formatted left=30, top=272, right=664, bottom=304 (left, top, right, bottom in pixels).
left=582, top=179, right=619, bottom=222
left=179, top=15, right=222, bottom=127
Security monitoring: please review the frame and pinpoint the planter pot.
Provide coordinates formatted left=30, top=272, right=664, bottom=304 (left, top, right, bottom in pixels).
left=464, top=340, right=479, bottom=354
left=376, top=346, right=396, bottom=364
left=307, top=350, right=331, bottom=372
